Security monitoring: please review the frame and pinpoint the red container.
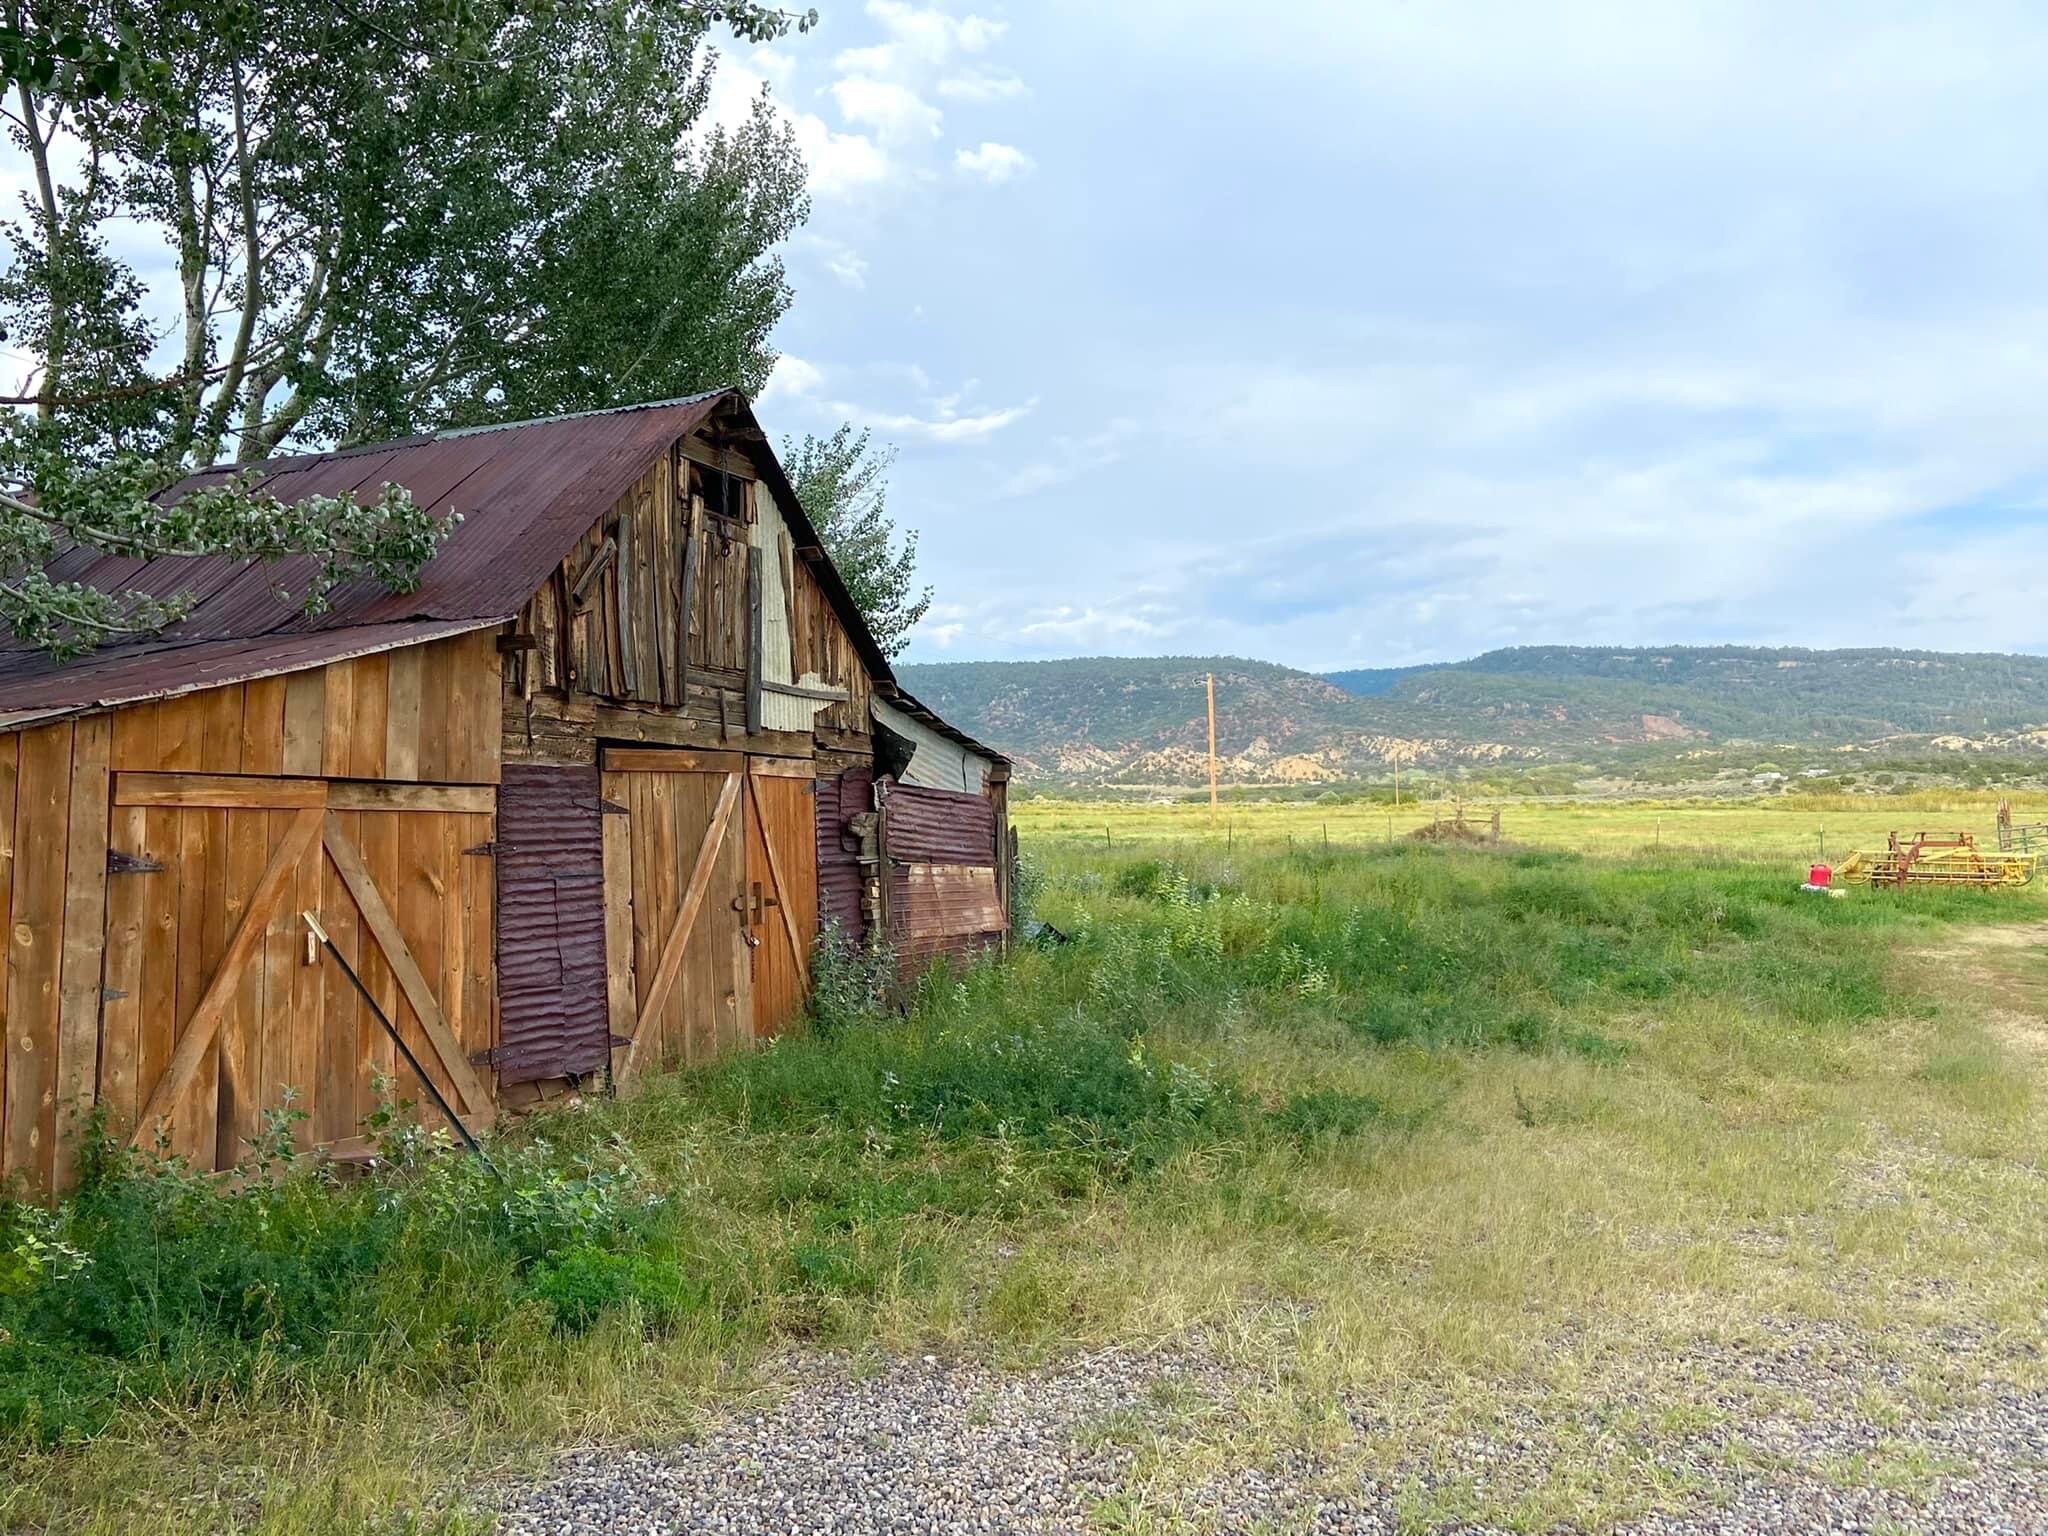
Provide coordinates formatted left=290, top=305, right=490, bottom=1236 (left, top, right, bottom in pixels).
left=1808, top=863, right=1832, bottom=887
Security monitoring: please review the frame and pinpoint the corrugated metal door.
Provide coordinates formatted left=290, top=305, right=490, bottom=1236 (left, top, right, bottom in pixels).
left=744, top=764, right=818, bottom=1037
left=495, top=765, right=612, bottom=1083
left=815, top=765, right=873, bottom=945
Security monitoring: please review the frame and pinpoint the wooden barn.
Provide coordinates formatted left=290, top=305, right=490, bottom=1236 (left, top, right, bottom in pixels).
left=0, top=391, right=1010, bottom=1197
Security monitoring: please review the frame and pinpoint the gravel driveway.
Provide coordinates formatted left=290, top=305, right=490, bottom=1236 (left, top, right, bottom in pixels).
left=495, top=1340, right=2048, bottom=1535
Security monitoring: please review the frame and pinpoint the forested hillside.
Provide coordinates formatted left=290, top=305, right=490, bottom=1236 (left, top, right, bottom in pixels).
left=899, top=646, right=2048, bottom=786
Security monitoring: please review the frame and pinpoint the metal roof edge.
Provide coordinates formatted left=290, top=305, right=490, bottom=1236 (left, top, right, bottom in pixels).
left=0, top=617, right=509, bottom=734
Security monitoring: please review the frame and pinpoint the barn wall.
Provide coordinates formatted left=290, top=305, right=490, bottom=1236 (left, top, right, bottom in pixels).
left=106, top=628, right=503, bottom=784
left=0, top=629, right=505, bottom=1198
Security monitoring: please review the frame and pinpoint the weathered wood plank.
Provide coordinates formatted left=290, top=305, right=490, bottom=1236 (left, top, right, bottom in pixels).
left=199, top=684, right=245, bottom=774
left=599, top=771, right=637, bottom=1075
left=321, top=660, right=355, bottom=778
left=748, top=756, right=816, bottom=780
left=349, top=654, right=390, bottom=779
left=115, top=773, right=327, bottom=810
left=396, top=811, right=444, bottom=1105
left=110, top=701, right=161, bottom=772
left=215, top=804, right=268, bottom=1170
left=99, top=802, right=147, bottom=1137
left=746, top=546, right=764, bottom=734
left=4, top=724, right=71, bottom=1194
left=384, top=644, right=423, bottom=780
left=357, top=810, right=400, bottom=1122
left=601, top=747, right=745, bottom=776
left=241, top=676, right=288, bottom=777
left=155, top=692, right=208, bottom=772
left=53, top=716, right=110, bottom=1190
left=0, top=736, right=18, bottom=1175
left=134, top=801, right=179, bottom=1153
left=281, top=669, right=326, bottom=776
left=592, top=705, right=812, bottom=757
left=257, top=810, right=299, bottom=1145
left=327, top=783, right=494, bottom=814
left=132, top=806, right=321, bottom=1149
left=320, top=812, right=495, bottom=1122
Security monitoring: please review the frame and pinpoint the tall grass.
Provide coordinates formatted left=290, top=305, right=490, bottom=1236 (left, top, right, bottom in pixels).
left=4, top=838, right=2039, bottom=1531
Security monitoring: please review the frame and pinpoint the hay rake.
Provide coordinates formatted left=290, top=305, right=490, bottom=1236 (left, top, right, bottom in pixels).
left=1836, top=831, right=2037, bottom=889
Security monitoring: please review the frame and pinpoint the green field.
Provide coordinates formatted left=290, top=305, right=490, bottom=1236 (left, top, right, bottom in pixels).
left=6, top=802, right=2046, bottom=1532
left=1016, top=788, right=2042, bottom=866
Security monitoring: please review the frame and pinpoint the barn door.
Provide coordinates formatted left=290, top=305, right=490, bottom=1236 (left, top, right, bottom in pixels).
left=103, top=775, right=496, bottom=1170
left=600, top=749, right=752, bottom=1076
left=744, top=762, right=817, bottom=1037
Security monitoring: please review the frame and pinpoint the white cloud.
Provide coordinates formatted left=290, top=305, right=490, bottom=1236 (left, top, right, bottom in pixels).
left=998, top=418, right=1138, bottom=498
left=954, top=141, right=1035, bottom=183
left=831, top=395, right=1035, bottom=443
left=800, top=235, right=870, bottom=289
left=757, top=354, right=824, bottom=404
left=920, top=621, right=966, bottom=647
left=829, top=75, right=944, bottom=142
left=937, top=70, right=1029, bottom=102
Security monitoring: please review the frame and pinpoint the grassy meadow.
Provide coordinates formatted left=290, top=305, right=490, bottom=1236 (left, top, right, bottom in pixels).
left=1014, top=786, right=2041, bottom=864
left=4, top=795, right=2046, bottom=1532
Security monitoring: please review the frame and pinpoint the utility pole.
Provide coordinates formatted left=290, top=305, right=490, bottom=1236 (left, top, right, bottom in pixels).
left=1206, top=672, right=1218, bottom=821
left=1393, top=751, right=1402, bottom=807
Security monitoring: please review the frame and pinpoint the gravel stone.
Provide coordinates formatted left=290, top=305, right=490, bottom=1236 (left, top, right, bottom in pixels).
left=493, top=1332, right=2048, bottom=1535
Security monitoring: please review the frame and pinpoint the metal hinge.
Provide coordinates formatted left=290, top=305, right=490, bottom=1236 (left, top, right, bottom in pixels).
left=107, top=849, right=164, bottom=875
left=463, top=841, right=497, bottom=858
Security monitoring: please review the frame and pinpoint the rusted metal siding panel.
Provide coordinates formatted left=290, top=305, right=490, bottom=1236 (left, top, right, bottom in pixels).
left=493, top=764, right=610, bottom=1083
left=888, top=863, right=1004, bottom=971
left=881, top=783, right=998, bottom=866
left=816, top=765, right=872, bottom=944
left=882, top=782, right=1003, bottom=975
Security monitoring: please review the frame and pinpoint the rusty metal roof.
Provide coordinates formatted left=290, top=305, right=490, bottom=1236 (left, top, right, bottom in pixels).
left=0, top=394, right=726, bottom=718
left=0, top=390, right=1003, bottom=764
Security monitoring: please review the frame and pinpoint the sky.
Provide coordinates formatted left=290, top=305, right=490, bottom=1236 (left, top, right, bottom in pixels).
left=709, top=0, right=2048, bottom=671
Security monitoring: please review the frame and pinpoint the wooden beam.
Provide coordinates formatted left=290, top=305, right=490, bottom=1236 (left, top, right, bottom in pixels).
left=618, top=771, right=740, bottom=1083
left=600, top=773, right=637, bottom=1074
left=677, top=494, right=697, bottom=709
left=745, top=546, right=763, bottom=735
left=327, top=783, right=494, bottom=814
left=593, top=705, right=814, bottom=757
left=679, top=435, right=759, bottom=477
left=747, top=756, right=816, bottom=780
left=616, top=514, right=639, bottom=697
left=761, top=680, right=850, bottom=703
left=602, top=747, right=744, bottom=775
left=133, top=807, right=323, bottom=1145
left=569, top=537, right=616, bottom=605
left=318, top=813, right=496, bottom=1125
left=746, top=773, right=807, bottom=979
left=115, top=772, right=325, bottom=809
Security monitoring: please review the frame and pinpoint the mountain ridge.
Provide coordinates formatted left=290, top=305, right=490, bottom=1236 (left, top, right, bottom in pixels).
left=896, top=645, right=2048, bottom=786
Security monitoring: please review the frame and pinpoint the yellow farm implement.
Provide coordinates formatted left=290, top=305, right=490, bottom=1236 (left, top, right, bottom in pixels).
left=1836, top=831, right=2037, bottom=889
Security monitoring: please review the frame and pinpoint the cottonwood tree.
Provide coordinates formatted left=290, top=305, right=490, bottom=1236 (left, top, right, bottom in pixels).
left=0, top=0, right=813, bottom=653
left=783, top=425, right=932, bottom=657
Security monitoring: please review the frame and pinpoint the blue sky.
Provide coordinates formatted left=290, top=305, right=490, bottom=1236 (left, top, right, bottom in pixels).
left=716, top=0, right=2048, bottom=670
